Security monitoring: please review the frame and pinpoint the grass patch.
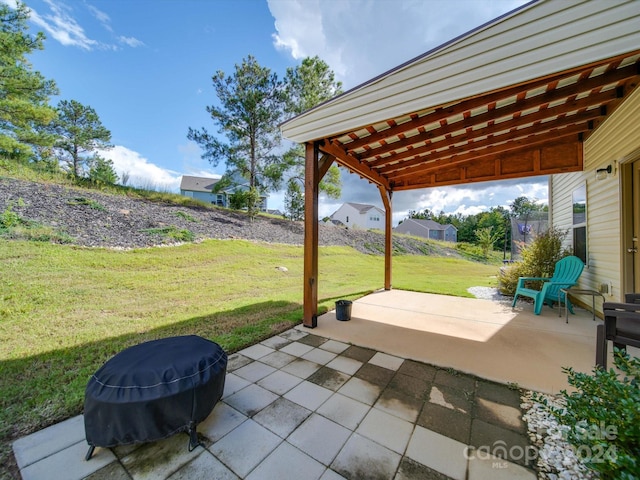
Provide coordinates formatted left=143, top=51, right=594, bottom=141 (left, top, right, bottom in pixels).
left=67, top=196, right=106, bottom=211
left=0, top=201, right=25, bottom=229
left=140, top=225, right=196, bottom=242
left=175, top=211, right=199, bottom=222
left=0, top=201, right=73, bottom=245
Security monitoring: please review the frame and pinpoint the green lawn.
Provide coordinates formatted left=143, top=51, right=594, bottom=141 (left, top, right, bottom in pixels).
left=0, top=239, right=499, bottom=478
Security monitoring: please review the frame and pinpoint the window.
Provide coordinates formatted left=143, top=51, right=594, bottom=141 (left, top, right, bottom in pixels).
left=369, top=215, right=380, bottom=222
left=572, top=184, right=587, bottom=264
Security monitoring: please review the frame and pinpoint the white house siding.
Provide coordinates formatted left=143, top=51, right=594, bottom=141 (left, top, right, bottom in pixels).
left=551, top=85, right=640, bottom=303
left=330, top=204, right=385, bottom=230
left=364, top=209, right=385, bottom=230
left=331, top=204, right=359, bottom=229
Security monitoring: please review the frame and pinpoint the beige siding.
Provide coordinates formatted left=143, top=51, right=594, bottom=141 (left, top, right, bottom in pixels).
left=282, top=0, right=640, bottom=143
left=552, top=85, right=640, bottom=306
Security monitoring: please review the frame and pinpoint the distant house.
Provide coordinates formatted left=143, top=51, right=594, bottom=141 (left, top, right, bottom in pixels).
left=179, top=175, right=267, bottom=211
left=180, top=175, right=222, bottom=204
left=394, top=218, right=457, bottom=242
left=330, top=203, right=385, bottom=230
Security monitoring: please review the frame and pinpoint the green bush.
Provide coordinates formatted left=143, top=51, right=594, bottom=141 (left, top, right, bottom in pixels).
left=0, top=202, right=23, bottom=229
left=228, top=190, right=249, bottom=210
left=455, top=242, right=486, bottom=261
left=498, top=227, right=571, bottom=295
left=547, top=350, right=640, bottom=479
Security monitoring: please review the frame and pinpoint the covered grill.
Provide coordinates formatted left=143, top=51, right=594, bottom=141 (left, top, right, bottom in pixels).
left=84, top=335, right=226, bottom=459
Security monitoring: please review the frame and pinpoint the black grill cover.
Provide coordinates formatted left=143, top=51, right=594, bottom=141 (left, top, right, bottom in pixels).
left=84, top=335, right=226, bottom=448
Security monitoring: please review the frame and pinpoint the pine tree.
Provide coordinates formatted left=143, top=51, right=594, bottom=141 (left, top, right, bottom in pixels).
left=0, top=2, right=58, bottom=161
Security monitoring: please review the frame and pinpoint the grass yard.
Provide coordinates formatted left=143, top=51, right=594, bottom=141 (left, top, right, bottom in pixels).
left=0, top=238, right=499, bottom=478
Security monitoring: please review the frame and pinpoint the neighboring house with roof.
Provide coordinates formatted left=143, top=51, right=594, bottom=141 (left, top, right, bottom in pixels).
left=330, top=203, right=385, bottom=230
left=395, top=218, right=457, bottom=242
left=180, top=176, right=222, bottom=204
left=179, top=175, right=267, bottom=211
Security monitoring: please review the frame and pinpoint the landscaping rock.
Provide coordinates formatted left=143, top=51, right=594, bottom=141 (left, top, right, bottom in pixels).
left=0, top=177, right=464, bottom=257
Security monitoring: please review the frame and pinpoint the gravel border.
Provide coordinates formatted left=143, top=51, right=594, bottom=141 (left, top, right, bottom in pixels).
left=521, top=392, right=597, bottom=479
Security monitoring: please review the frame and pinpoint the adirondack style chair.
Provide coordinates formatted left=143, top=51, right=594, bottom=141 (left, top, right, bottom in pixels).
left=511, top=256, right=585, bottom=315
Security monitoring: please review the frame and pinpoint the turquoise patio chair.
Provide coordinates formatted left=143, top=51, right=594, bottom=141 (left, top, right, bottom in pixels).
left=511, top=256, right=584, bottom=315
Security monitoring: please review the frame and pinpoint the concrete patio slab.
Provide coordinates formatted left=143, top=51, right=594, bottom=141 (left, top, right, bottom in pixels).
left=309, top=289, right=603, bottom=393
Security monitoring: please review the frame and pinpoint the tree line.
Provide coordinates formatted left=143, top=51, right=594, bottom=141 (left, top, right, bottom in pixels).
left=1, top=2, right=343, bottom=212
left=1, top=4, right=116, bottom=184
left=403, top=196, right=547, bottom=254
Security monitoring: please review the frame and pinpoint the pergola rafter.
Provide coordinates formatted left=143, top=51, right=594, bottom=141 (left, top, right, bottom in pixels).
left=320, top=58, right=639, bottom=192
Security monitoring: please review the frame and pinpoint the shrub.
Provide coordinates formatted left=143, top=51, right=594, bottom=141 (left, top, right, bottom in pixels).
left=0, top=202, right=23, bottom=229
left=544, top=350, right=640, bottom=479
left=228, top=190, right=249, bottom=210
left=454, top=242, right=486, bottom=262
left=498, top=227, right=571, bottom=295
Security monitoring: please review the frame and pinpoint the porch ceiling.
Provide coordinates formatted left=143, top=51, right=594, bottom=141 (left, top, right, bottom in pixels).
left=317, top=52, right=640, bottom=191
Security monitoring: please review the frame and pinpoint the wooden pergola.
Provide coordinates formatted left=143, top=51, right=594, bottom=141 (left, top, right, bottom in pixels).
left=280, top=1, right=640, bottom=328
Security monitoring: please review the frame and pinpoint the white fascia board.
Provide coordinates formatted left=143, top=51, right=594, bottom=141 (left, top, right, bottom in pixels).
left=281, top=0, right=640, bottom=144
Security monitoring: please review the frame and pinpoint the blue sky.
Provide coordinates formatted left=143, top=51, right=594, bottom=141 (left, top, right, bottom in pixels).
left=11, top=0, right=546, bottom=224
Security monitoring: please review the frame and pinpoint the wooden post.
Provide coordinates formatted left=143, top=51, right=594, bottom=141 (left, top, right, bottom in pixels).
left=379, top=186, right=393, bottom=290
left=303, top=142, right=319, bottom=327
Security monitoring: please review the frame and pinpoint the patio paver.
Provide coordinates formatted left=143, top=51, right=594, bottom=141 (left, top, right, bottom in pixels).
left=14, top=302, right=549, bottom=480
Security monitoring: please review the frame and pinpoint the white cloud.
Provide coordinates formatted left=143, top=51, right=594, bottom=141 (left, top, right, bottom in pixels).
left=23, top=0, right=143, bottom=51
left=118, top=35, right=144, bottom=48
left=99, top=146, right=183, bottom=191
left=29, top=0, right=98, bottom=50
left=268, top=0, right=529, bottom=88
left=86, top=4, right=111, bottom=30
left=268, top=0, right=539, bottom=222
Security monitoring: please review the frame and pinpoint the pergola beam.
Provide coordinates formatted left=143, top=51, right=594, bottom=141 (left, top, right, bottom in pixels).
left=342, top=60, right=638, bottom=154
left=379, top=186, right=392, bottom=290
left=386, top=119, right=593, bottom=182
left=319, top=140, right=390, bottom=190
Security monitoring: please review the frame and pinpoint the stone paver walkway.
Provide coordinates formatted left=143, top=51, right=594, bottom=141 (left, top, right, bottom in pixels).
left=13, top=327, right=537, bottom=480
